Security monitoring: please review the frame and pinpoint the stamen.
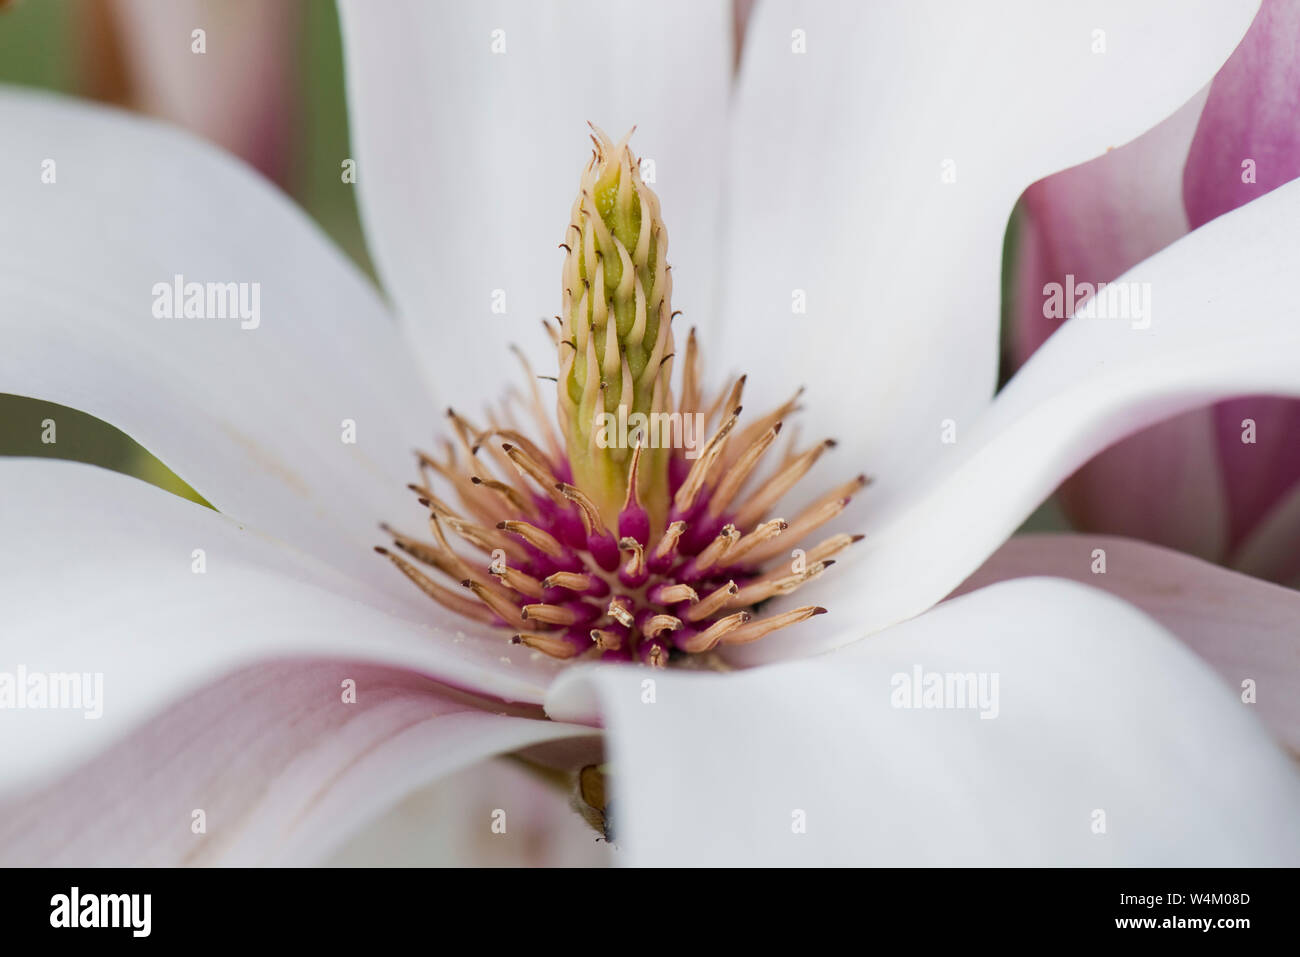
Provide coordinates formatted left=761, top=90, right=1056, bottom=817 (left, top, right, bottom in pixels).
left=617, top=438, right=650, bottom=545
left=733, top=438, right=837, bottom=528
left=501, top=443, right=566, bottom=503
left=683, top=580, right=739, bottom=622
left=617, top=536, right=648, bottom=587
left=640, top=640, right=669, bottom=668
left=445, top=407, right=481, bottom=462
left=590, top=627, right=626, bottom=651
left=806, top=532, right=865, bottom=564
left=471, top=476, right=536, bottom=517
left=675, top=611, right=751, bottom=653
left=462, top=578, right=527, bottom=628
left=679, top=327, right=701, bottom=416
left=724, top=518, right=789, bottom=566
left=542, top=570, right=609, bottom=597
left=724, top=389, right=804, bottom=473
left=520, top=602, right=585, bottom=627
left=379, top=524, right=457, bottom=576
left=443, top=514, right=529, bottom=563
left=707, top=374, right=747, bottom=431
left=607, top=596, right=636, bottom=628
left=641, top=613, right=683, bottom=636
left=688, top=524, right=740, bottom=577
left=722, top=606, right=827, bottom=646
left=491, top=562, right=545, bottom=599
left=374, top=547, right=495, bottom=624
left=673, top=406, right=741, bottom=513
left=498, top=519, right=567, bottom=560
left=707, top=422, right=781, bottom=519
left=648, top=519, right=687, bottom=574
left=731, top=560, right=833, bottom=606
left=511, top=630, right=590, bottom=660
left=743, top=495, right=852, bottom=565
left=648, top=582, right=698, bottom=605
left=556, top=482, right=610, bottom=536
left=556, top=481, right=620, bottom=571
left=509, top=344, right=565, bottom=462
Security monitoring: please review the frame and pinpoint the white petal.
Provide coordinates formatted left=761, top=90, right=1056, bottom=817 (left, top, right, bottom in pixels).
left=0, top=459, right=574, bottom=793
left=721, top=0, right=1257, bottom=479
left=325, top=757, right=613, bottom=866
left=954, top=533, right=1300, bottom=754
left=735, top=175, right=1300, bottom=663
left=0, top=88, right=436, bottom=595
left=0, top=659, right=596, bottom=865
left=547, top=578, right=1300, bottom=865
left=337, top=0, right=731, bottom=403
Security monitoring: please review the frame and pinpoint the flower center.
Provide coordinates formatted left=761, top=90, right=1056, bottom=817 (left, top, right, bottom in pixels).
left=377, top=126, right=865, bottom=667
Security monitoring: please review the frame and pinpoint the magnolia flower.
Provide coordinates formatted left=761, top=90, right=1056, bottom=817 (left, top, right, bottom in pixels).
left=1010, top=0, right=1300, bottom=585
left=2, top=1, right=1300, bottom=866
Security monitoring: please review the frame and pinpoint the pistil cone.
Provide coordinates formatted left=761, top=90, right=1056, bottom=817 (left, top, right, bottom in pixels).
left=557, top=125, right=673, bottom=532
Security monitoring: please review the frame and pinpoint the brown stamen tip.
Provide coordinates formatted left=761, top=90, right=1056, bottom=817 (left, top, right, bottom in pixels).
left=521, top=603, right=579, bottom=627
left=499, top=519, right=566, bottom=559
left=373, top=546, right=389, bottom=555
left=684, top=579, right=740, bottom=622
left=643, top=614, right=683, bottom=636
left=721, top=605, right=827, bottom=646
left=514, top=631, right=583, bottom=659
left=683, top=611, right=752, bottom=652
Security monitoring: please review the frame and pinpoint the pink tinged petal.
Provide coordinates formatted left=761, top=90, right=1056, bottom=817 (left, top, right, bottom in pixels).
left=953, top=534, right=1300, bottom=755
left=0, top=459, right=572, bottom=795
left=0, top=89, right=437, bottom=598
left=721, top=0, right=1257, bottom=490
left=547, top=578, right=1300, bottom=865
left=107, top=0, right=300, bottom=184
left=336, top=0, right=731, bottom=408
left=1213, top=396, right=1300, bottom=558
left=1185, top=0, right=1300, bottom=564
left=1183, top=0, right=1300, bottom=229
left=326, top=757, right=613, bottom=866
left=1010, top=0, right=1300, bottom=569
left=1054, top=407, right=1228, bottom=561
left=1005, top=90, right=1221, bottom=561
left=1010, top=88, right=1208, bottom=364
left=730, top=176, right=1300, bottom=665
left=0, top=660, right=595, bottom=865
left=1233, top=479, right=1300, bottom=585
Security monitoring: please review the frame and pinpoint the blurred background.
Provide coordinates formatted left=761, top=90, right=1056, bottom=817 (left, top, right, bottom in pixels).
left=0, top=0, right=376, bottom=506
